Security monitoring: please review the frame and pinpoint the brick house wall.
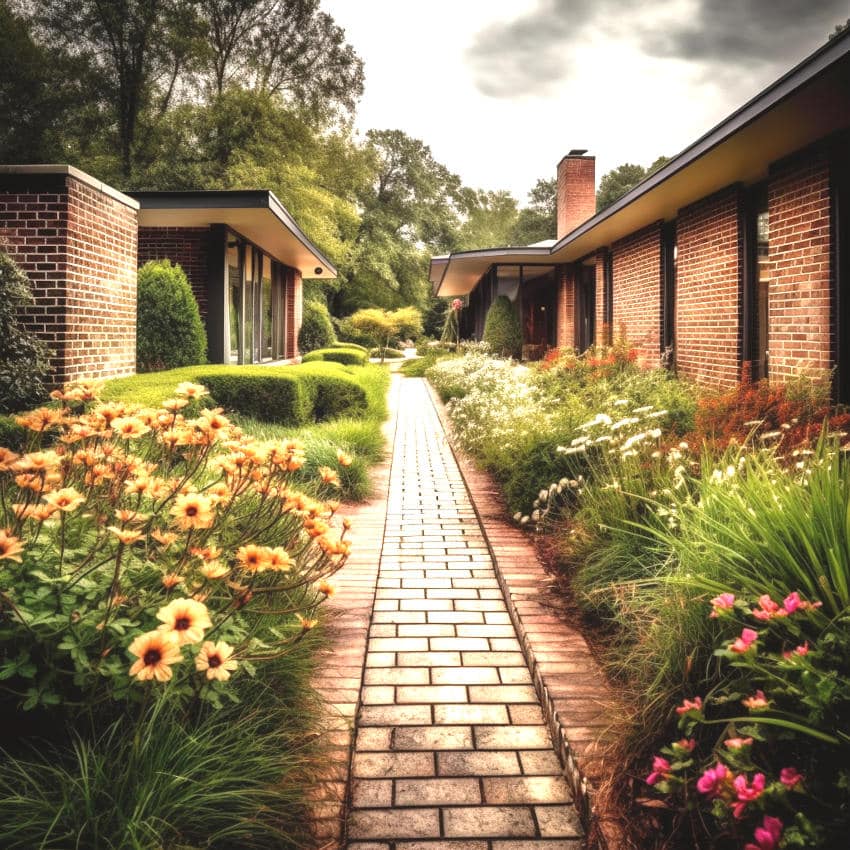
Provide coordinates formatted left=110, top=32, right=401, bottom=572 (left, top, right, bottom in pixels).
left=138, top=226, right=210, bottom=319
left=675, top=186, right=743, bottom=387
left=611, top=223, right=663, bottom=365
left=595, top=252, right=607, bottom=345
left=0, top=168, right=138, bottom=385
left=767, top=151, right=832, bottom=380
left=556, top=265, right=575, bottom=348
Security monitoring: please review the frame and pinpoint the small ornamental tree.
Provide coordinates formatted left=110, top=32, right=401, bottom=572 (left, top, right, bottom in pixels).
left=482, top=295, right=522, bottom=358
left=0, top=249, right=52, bottom=413
left=347, top=306, right=423, bottom=363
left=136, top=260, right=207, bottom=372
left=298, top=299, right=336, bottom=353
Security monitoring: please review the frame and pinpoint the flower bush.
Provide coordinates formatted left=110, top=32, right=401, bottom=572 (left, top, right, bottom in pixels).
left=645, top=589, right=850, bottom=849
left=0, top=380, right=351, bottom=715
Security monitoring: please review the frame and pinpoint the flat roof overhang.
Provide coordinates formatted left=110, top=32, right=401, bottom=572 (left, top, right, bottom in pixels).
left=435, top=30, right=850, bottom=296
left=432, top=247, right=553, bottom=297
left=132, top=190, right=337, bottom=279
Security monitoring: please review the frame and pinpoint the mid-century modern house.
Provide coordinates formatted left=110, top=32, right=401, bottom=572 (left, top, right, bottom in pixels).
left=431, top=28, right=850, bottom=397
left=0, top=165, right=335, bottom=385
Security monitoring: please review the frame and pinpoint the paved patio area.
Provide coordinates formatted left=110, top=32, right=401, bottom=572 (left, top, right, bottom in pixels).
left=339, top=378, right=583, bottom=847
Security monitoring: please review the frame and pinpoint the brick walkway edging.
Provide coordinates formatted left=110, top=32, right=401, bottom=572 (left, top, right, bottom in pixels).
left=425, top=381, right=625, bottom=850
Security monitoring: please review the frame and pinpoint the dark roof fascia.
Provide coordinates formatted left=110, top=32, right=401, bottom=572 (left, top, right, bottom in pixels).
left=550, top=27, right=850, bottom=253
left=434, top=246, right=551, bottom=291
left=130, top=189, right=337, bottom=275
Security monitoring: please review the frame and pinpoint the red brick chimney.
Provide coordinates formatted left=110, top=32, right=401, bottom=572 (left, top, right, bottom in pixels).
left=557, top=150, right=596, bottom=240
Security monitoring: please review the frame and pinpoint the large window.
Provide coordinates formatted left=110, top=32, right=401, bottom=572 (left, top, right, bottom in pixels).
left=575, top=262, right=596, bottom=352
left=225, top=233, right=288, bottom=364
left=744, top=186, right=769, bottom=381
left=662, top=222, right=677, bottom=366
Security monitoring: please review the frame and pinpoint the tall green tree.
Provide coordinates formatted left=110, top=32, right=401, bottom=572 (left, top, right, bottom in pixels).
left=26, top=0, right=205, bottom=180
left=455, top=188, right=518, bottom=250
left=596, top=156, right=669, bottom=212
left=336, top=130, right=464, bottom=313
left=198, top=0, right=364, bottom=118
left=511, top=177, right=556, bottom=244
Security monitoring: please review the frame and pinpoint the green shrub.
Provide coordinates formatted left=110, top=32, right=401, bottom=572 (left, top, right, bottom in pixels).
left=301, top=347, right=367, bottom=366
left=197, top=370, right=312, bottom=425
left=0, top=250, right=52, bottom=413
left=297, top=300, right=335, bottom=353
left=136, top=260, right=206, bottom=372
left=0, top=415, right=27, bottom=451
left=329, top=342, right=368, bottom=354
left=370, top=347, right=405, bottom=359
left=482, top=295, right=522, bottom=358
left=335, top=317, right=375, bottom=349
left=294, top=363, right=369, bottom=420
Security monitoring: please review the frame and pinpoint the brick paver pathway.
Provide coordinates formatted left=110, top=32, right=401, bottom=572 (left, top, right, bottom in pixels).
left=345, top=378, right=583, bottom=848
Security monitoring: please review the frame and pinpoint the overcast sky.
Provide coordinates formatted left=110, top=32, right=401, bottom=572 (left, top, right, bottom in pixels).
left=321, top=0, right=847, bottom=202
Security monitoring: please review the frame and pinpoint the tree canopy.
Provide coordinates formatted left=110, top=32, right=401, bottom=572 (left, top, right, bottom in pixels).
left=2, top=1, right=566, bottom=326
left=596, top=156, right=670, bottom=212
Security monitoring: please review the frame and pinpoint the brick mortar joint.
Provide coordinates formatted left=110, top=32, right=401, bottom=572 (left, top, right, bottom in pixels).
left=422, top=378, right=618, bottom=850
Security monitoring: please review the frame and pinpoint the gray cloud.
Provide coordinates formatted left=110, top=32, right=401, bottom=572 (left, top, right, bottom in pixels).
left=466, top=0, right=849, bottom=98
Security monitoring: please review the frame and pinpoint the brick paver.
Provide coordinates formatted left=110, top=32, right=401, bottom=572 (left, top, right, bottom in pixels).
left=345, top=379, right=583, bottom=848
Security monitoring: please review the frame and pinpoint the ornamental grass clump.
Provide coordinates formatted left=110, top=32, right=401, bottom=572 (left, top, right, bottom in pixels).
left=0, top=379, right=353, bottom=715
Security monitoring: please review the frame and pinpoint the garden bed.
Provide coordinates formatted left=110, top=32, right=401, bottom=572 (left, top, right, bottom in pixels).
left=428, top=344, right=850, bottom=850
left=0, top=366, right=390, bottom=848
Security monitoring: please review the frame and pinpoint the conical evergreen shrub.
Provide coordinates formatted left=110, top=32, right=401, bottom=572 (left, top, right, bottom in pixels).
left=482, top=295, right=522, bottom=358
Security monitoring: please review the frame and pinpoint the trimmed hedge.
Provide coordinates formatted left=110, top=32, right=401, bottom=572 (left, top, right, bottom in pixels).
left=136, top=260, right=207, bottom=371
left=103, top=363, right=367, bottom=426
left=301, top=348, right=368, bottom=366
left=298, top=300, right=336, bottom=353
left=329, top=342, right=368, bottom=354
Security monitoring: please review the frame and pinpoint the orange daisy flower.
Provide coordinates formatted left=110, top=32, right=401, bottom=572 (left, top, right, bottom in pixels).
left=161, top=398, right=189, bottom=412
left=43, top=487, right=86, bottom=513
left=236, top=544, right=274, bottom=573
left=295, top=613, right=318, bottom=631
left=195, top=640, right=238, bottom=681
left=170, top=493, right=215, bottom=531
left=0, top=529, right=25, bottom=562
left=336, top=448, right=353, bottom=467
left=151, top=529, right=179, bottom=547
left=175, top=382, right=209, bottom=400
left=316, top=580, right=335, bottom=597
left=191, top=544, right=222, bottom=561
left=0, top=448, right=20, bottom=472
left=114, top=509, right=149, bottom=524
left=15, top=407, right=65, bottom=432
left=108, top=526, right=144, bottom=546
left=200, top=561, right=229, bottom=580
left=156, top=597, right=212, bottom=645
left=161, top=573, right=183, bottom=590
left=111, top=417, right=151, bottom=440
left=267, top=547, right=294, bottom=572
left=318, top=466, right=341, bottom=487
left=128, top=630, right=183, bottom=681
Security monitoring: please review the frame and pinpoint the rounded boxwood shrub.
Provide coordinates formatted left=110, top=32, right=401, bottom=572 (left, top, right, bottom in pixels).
left=482, top=295, right=522, bottom=358
left=330, top=342, right=368, bottom=354
left=137, top=260, right=206, bottom=372
left=301, top=348, right=367, bottom=366
left=298, top=300, right=335, bottom=353
left=0, top=249, right=52, bottom=413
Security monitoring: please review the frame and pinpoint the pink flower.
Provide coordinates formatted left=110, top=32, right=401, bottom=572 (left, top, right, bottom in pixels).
left=675, top=696, right=703, bottom=716
left=742, top=689, right=770, bottom=711
left=782, top=591, right=801, bottom=614
left=783, top=641, right=810, bottom=659
left=696, top=762, right=728, bottom=797
left=451, top=298, right=463, bottom=311
left=673, top=738, right=697, bottom=753
left=646, top=755, right=671, bottom=786
left=724, top=736, right=754, bottom=750
left=735, top=772, right=766, bottom=802
left=779, top=767, right=803, bottom=788
left=730, top=627, right=759, bottom=653
left=710, top=592, right=736, bottom=618
left=752, top=594, right=784, bottom=621
left=744, top=815, right=783, bottom=850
